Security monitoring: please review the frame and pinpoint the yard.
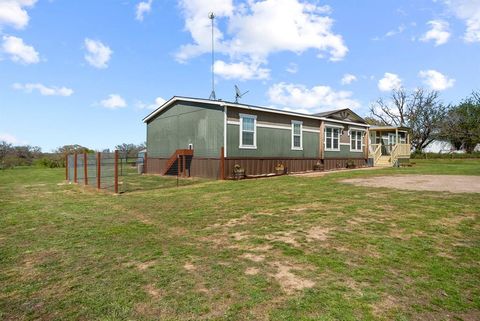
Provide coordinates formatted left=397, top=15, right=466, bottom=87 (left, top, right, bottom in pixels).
left=1, top=159, right=479, bottom=320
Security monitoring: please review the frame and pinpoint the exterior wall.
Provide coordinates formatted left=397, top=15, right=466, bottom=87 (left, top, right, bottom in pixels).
left=226, top=107, right=320, bottom=158
left=146, top=101, right=224, bottom=158
left=324, top=145, right=365, bottom=158
left=144, top=101, right=370, bottom=179
left=323, top=122, right=367, bottom=159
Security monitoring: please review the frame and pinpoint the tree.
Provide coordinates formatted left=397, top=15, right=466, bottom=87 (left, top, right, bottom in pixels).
left=364, top=116, right=388, bottom=126
left=440, top=91, right=480, bottom=153
left=369, top=88, right=448, bottom=151
left=115, top=143, right=145, bottom=159
left=370, top=88, right=408, bottom=126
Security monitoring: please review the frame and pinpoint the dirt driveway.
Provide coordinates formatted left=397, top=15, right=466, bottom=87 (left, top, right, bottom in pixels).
left=341, top=175, right=480, bottom=193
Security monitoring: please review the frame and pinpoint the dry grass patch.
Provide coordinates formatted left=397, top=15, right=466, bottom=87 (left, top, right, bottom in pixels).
left=268, top=261, right=315, bottom=295
left=245, top=267, right=259, bottom=276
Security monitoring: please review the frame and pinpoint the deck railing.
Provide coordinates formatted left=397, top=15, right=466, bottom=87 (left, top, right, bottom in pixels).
left=391, top=143, right=411, bottom=166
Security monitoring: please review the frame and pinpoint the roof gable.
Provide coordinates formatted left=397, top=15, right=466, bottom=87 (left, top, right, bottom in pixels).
left=314, top=108, right=366, bottom=124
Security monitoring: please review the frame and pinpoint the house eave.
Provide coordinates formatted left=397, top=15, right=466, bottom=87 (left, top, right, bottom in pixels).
left=142, top=96, right=370, bottom=127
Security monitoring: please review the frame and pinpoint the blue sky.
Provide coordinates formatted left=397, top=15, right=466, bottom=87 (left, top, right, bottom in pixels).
left=0, top=0, right=478, bottom=151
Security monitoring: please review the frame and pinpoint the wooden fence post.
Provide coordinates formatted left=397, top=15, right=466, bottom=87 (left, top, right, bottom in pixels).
left=84, top=152, right=88, bottom=185
left=74, top=153, right=78, bottom=183
left=220, top=146, right=225, bottom=180
left=143, top=152, right=147, bottom=174
left=65, top=154, right=69, bottom=181
left=96, top=152, right=101, bottom=190
left=114, top=150, right=119, bottom=194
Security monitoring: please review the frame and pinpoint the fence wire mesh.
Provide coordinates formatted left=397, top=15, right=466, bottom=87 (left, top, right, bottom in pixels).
left=66, top=151, right=205, bottom=194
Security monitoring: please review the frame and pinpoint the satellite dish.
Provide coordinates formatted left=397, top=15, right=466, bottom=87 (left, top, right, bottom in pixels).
left=234, top=85, right=249, bottom=103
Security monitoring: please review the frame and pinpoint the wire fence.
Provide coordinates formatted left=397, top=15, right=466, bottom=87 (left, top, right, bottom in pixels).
left=65, top=151, right=203, bottom=194
left=66, top=151, right=120, bottom=193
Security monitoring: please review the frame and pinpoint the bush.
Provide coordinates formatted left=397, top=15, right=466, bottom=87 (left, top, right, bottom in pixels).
left=411, top=152, right=480, bottom=159
left=34, top=157, right=63, bottom=168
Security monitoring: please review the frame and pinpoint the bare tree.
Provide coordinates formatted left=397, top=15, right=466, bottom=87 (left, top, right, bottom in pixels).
left=369, top=88, right=448, bottom=151
left=370, top=88, right=408, bottom=126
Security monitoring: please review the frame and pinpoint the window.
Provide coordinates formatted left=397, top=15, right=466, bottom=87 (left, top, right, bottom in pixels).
left=325, top=127, right=341, bottom=151
left=239, top=114, right=256, bottom=148
left=350, top=130, right=363, bottom=151
left=388, top=133, right=396, bottom=146
left=291, top=121, right=302, bottom=150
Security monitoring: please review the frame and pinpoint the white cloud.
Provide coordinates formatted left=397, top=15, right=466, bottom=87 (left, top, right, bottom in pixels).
left=1, top=35, right=39, bottom=64
left=0, top=133, right=24, bottom=144
left=136, top=96, right=166, bottom=110
left=442, top=0, right=480, bottom=43
left=0, top=0, right=37, bottom=30
left=420, top=20, right=451, bottom=45
left=378, top=73, right=402, bottom=92
left=84, top=38, right=112, bottom=69
left=341, top=73, right=357, bottom=85
left=135, top=0, right=153, bottom=21
left=176, top=0, right=347, bottom=80
left=13, top=83, right=74, bottom=96
left=418, top=69, right=455, bottom=90
left=286, top=63, right=298, bottom=74
left=267, top=82, right=360, bottom=113
left=100, top=94, right=127, bottom=109
left=214, top=60, right=270, bottom=80
left=385, top=24, right=406, bottom=37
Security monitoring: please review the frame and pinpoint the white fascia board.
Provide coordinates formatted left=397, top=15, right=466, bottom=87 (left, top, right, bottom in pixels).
left=142, top=96, right=370, bottom=128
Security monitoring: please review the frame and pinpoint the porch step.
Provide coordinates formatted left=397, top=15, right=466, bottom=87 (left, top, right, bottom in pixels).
left=376, top=155, right=392, bottom=167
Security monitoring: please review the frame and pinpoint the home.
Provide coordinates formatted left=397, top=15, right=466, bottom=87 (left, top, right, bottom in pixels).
left=142, top=96, right=411, bottom=179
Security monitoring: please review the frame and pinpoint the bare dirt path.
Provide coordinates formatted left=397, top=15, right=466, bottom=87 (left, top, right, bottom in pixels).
left=342, top=175, right=480, bottom=193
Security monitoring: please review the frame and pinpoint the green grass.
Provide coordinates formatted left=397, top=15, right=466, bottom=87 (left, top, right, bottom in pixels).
left=1, top=159, right=479, bottom=320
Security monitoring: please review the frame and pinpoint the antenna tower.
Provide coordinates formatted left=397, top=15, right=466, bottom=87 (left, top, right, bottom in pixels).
left=208, top=12, right=216, bottom=100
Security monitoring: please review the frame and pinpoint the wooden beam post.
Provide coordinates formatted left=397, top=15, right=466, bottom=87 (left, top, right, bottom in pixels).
left=96, top=152, right=101, bottom=190
left=65, top=154, right=69, bottom=181
left=220, top=146, right=225, bottom=180
left=365, top=129, right=369, bottom=160
left=74, top=153, right=78, bottom=183
left=114, top=150, right=119, bottom=194
left=319, top=121, right=325, bottom=159
left=182, top=155, right=186, bottom=178
left=84, top=152, right=88, bottom=185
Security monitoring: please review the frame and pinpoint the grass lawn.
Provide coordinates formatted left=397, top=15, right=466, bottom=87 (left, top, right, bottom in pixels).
left=1, top=159, right=479, bottom=320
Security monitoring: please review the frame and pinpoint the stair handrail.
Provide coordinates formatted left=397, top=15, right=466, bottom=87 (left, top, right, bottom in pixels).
left=391, top=144, right=399, bottom=166
left=373, top=144, right=382, bottom=165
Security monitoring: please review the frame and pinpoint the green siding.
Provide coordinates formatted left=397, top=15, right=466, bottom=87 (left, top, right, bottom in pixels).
left=324, top=144, right=364, bottom=158
left=147, top=102, right=223, bottom=158
left=227, top=124, right=318, bottom=158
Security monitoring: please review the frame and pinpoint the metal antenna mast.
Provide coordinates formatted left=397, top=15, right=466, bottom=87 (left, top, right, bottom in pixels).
left=208, top=12, right=216, bottom=100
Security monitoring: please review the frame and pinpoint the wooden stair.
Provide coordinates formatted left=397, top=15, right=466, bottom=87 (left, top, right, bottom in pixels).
left=163, top=149, right=194, bottom=176
left=376, top=155, right=392, bottom=167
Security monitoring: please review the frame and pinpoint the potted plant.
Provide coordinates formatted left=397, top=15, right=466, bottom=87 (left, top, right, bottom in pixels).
left=275, top=163, right=285, bottom=175
left=313, top=161, right=323, bottom=171
left=233, top=164, right=245, bottom=179
left=346, top=160, right=356, bottom=169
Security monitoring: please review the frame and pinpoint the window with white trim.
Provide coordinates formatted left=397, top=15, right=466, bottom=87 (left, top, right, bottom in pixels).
left=239, top=114, right=256, bottom=148
left=291, top=121, right=302, bottom=150
left=350, top=130, right=363, bottom=151
left=325, top=127, right=341, bottom=150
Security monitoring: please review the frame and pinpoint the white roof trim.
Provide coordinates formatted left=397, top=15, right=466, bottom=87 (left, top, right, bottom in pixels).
left=142, top=96, right=370, bottom=127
